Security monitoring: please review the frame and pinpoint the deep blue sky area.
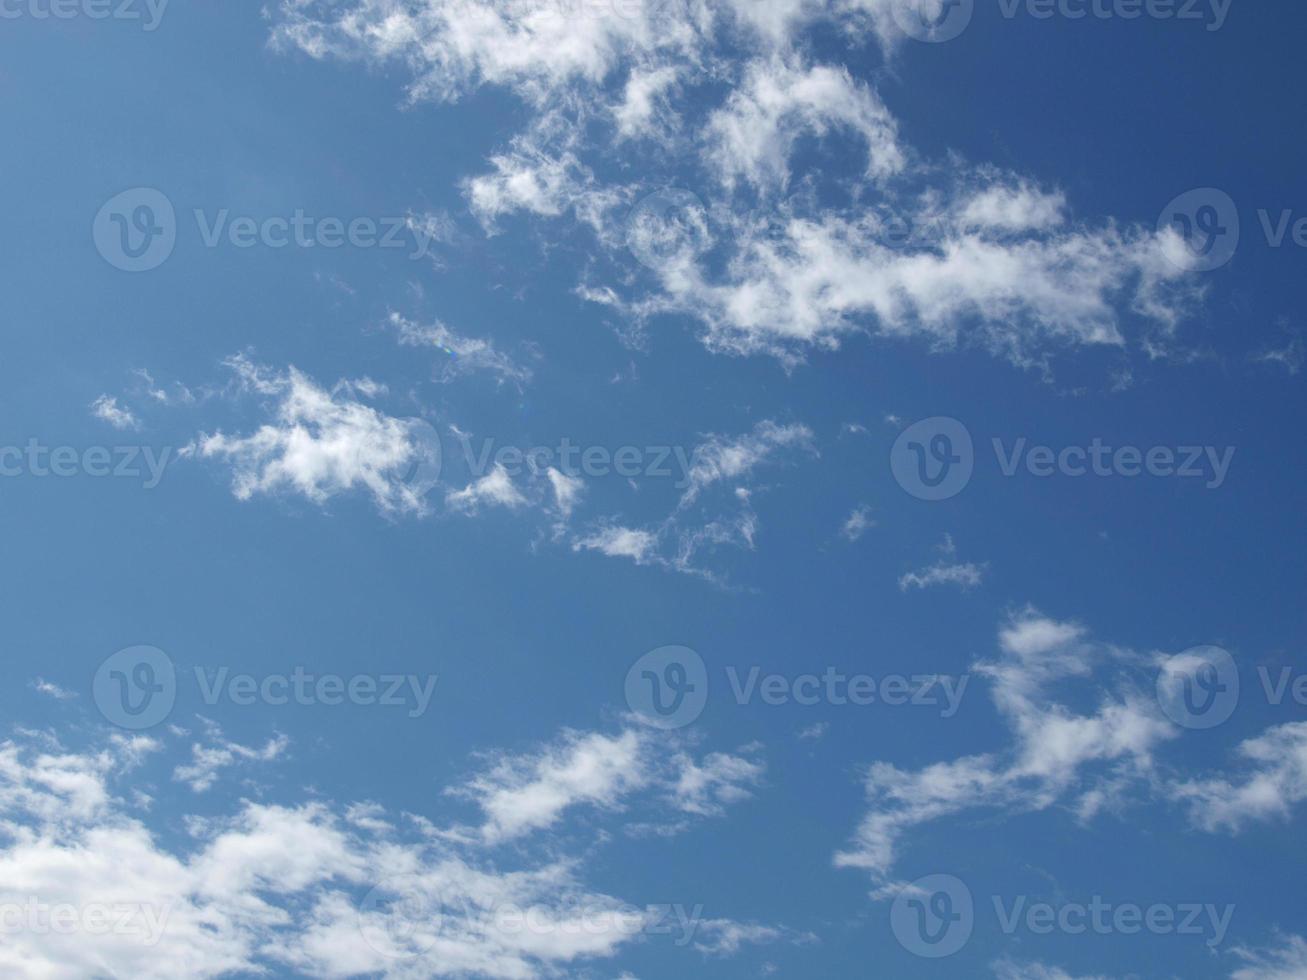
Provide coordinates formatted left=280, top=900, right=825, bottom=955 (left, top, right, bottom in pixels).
left=0, top=1, right=1305, bottom=978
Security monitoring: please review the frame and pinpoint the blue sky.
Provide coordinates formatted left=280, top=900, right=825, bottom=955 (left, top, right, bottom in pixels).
left=1, top=0, right=1306, bottom=977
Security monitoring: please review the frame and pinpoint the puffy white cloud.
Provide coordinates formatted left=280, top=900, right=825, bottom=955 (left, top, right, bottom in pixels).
left=457, top=729, right=650, bottom=843
left=1172, top=722, right=1307, bottom=833
left=445, top=463, right=530, bottom=513
left=835, top=608, right=1176, bottom=885
left=90, top=394, right=140, bottom=431
left=452, top=726, right=764, bottom=843
left=465, top=124, right=626, bottom=233
left=190, top=358, right=439, bottom=517
left=704, top=57, right=902, bottom=192
left=269, top=0, right=1209, bottom=370
left=838, top=607, right=1307, bottom=892
left=623, top=198, right=1200, bottom=365
left=0, top=725, right=781, bottom=978
left=572, top=523, right=659, bottom=562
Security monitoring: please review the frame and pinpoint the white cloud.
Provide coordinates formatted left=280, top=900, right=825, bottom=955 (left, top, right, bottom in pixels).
left=173, top=727, right=290, bottom=793
left=693, top=918, right=815, bottom=956
left=573, top=523, right=660, bottom=562
left=190, top=358, right=439, bottom=517
left=835, top=608, right=1175, bottom=885
left=90, top=394, right=140, bottom=431
left=457, top=729, right=649, bottom=843
left=614, top=65, right=680, bottom=141
left=31, top=679, right=76, bottom=701
left=898, top=561, right=985, bottom=591
left=898, top=534, right=985, bottom=590
left=679, top=420, right=814, bottom=508
left=452, top=726, right=764, bottom=843
left=992, top=961, right=1113, bottom=980
left=571, top=420, right=813, bottom=580
left=546, top=466, right=585, bottom=518
left=464, top=109, right=630, bottom=236
left=1171, top=722, right=1307, bottom=833
left=390, top=312, right=533, bottom=386
left=269, top=1, right=1208, bottom=371
left=0, top=725, right=782, bottom=978
left=1231, top=935, right=1307, bottom=980
left=671, top=749, right=765, bottom=817
left=704, top=57, right=902, bottom=192
left=624, top=199, right=1200, bottom=366
left=839, top=506, right=874, bottom=542
left=445, top=463, right=529, bottom=513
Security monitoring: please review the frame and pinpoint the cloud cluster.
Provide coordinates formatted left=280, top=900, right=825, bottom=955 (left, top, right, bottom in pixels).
left=269, top=0, right=1207, bottom=369
left=571, top=419, right=814, bottom=579
left=188, top=357, right=438, bottom=516
left=837, top=608, right=1307, bottom=893
left=0, top=722, right=779, bottom=978
left=452, top=725, right=764, bottom=843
